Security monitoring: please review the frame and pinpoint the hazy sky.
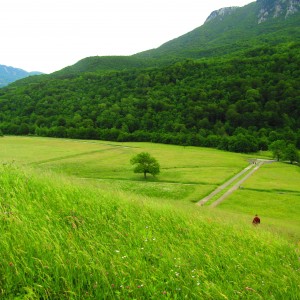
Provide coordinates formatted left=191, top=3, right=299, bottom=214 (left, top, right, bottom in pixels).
left=1, top=0, right=253, bottom=73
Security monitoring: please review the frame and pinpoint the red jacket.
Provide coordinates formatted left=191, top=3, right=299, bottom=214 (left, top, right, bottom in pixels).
left=252, top=216, right=260, bottom=224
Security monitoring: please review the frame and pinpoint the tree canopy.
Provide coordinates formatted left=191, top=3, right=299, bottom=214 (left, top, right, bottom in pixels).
left=130, top=152, right=160, bottom=179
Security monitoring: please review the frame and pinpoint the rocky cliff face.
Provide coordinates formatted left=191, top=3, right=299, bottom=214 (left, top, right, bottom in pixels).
left=257, top=0, right=300, bottom=23
left=205, top=0, right=300, bottom=25
left=205, top=7, right=238, bottom=23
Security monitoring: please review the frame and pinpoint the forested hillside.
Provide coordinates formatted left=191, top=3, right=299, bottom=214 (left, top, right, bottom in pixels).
left=0, top=42, right=299, bottom=152
left=51, top=56, right=162, bottom=77
left=0, top=1, right=299, bottom=153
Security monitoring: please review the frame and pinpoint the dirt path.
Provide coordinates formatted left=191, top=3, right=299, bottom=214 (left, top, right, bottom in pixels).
left=197, top=163, right=255, bottom=206
left=210, top=161, right=263, bottom=207
left=197, top=159, right=275, bottom=207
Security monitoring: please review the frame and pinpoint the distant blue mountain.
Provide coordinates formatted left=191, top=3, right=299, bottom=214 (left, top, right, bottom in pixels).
left=0, top=64, right=43, bottom=87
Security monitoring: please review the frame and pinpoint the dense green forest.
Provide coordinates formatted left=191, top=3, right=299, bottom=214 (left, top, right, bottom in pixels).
left=0, top=42, right=299, bottom=152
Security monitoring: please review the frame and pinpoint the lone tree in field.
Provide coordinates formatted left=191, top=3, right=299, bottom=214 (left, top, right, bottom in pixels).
left=130, top=152, right=160, bottom=179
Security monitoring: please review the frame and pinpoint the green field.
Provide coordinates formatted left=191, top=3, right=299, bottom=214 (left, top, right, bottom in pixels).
left=0, top=136, right=252, bottom=203
left=218, top=163, right=300, bottom=242
left=0, top=136, right=299, bottom=299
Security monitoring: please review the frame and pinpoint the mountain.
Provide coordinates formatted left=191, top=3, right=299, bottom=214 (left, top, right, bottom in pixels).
left=134, top=0, right=300, bottom=60
left=0, top=64, right=42, bottom=88
left=15, top=0, right=300, bottom=81
left=207, top=0, right=300, bottom=24
left=0, top=0, right=299, bottom=153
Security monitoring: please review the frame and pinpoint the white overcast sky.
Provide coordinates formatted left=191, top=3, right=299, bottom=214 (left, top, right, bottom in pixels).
left=1, top=0, right=253, bottom=73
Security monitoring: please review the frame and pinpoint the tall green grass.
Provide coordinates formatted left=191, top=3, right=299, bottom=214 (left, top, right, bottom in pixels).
left=0, top=165, right=300, bottom=299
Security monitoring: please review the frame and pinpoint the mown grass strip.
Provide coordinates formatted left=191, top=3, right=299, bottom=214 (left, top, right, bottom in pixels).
left=30, top=148, right=117, bottom=165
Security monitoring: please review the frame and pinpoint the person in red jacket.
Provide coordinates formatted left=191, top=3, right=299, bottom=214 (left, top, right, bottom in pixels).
left=252, top=214, right=260, bottom=225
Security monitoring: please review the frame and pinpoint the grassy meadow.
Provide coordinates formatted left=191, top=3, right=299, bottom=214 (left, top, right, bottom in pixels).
left=0, top=136, right=252, bottom=203
left=0, top=136, right=300, bottom=299
left=218, top=163, right=300, bottom=242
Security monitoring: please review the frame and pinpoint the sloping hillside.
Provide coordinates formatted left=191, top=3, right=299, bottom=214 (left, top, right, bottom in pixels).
left=0, top=42, right=299, bottom=152
left=14, top=1, right=300, bottom=79
left=135, top=1, right=300, bottom=60
left=0, top=164, right=299, bottom=299
left=51, top=56, right=160, bottom=78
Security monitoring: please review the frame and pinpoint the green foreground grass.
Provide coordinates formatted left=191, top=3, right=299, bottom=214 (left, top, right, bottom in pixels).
left=0, top=165, right=300, bottom=299
left=0, top=136, right=300, bottom=299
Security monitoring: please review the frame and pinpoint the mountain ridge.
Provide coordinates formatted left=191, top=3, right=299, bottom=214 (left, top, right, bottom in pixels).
left=0, top=64, right=42, bottom=88
left=205, top=0, right=300, bottom=25
left=10, top=0, right=299, bottom=81
left=43, top=0, right=299, bottom=80
left=2, top=0, right=300, bottom=83
left=134, top=1, right=299, bottom=61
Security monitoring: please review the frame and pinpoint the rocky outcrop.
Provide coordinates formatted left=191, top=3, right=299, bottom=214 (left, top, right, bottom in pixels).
left=257, top=0, right=300, bottom=23
left=205, top=7, right=238, bottom=23
left=204, top=1, right=299, bottom=25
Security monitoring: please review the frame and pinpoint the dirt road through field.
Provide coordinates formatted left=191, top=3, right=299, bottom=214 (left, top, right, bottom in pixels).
left=210, top=161, right=263, bottom=207
left=197, top=159, right=275, bottom=207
